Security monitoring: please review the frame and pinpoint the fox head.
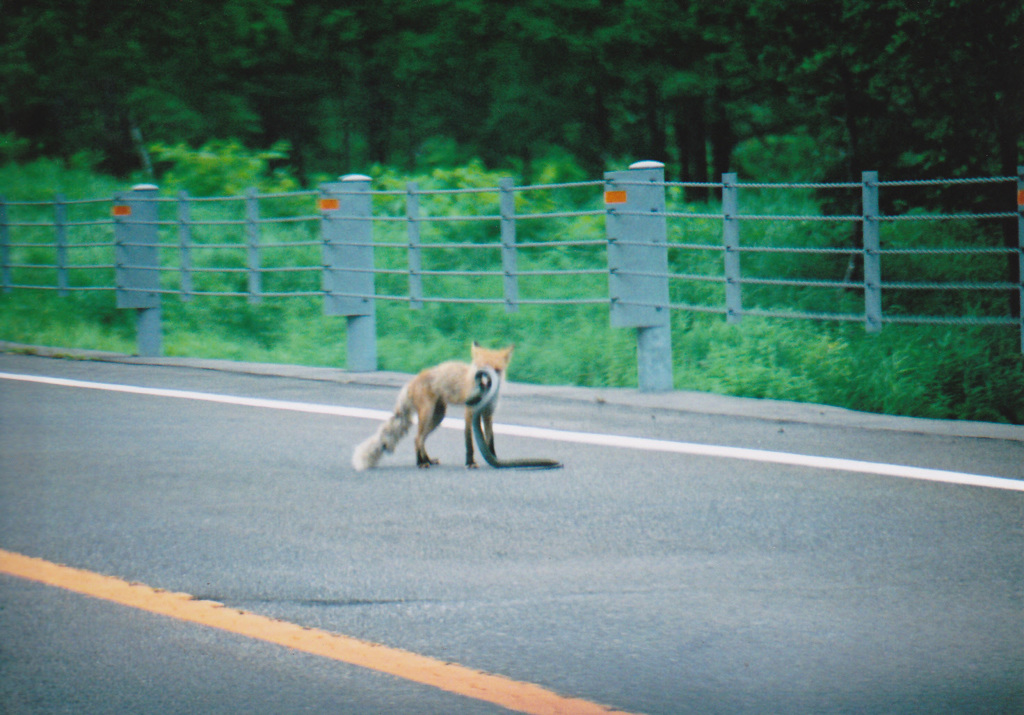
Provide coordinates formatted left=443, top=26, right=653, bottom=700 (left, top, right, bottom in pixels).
left=471, top=341, right=514, bottom=377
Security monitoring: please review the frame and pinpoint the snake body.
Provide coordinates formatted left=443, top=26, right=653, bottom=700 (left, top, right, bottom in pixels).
left=468, top=366, right=562, bottom=470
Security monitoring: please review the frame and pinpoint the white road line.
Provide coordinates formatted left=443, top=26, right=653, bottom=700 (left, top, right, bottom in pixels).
left=0, top=371, right=391, bottom=421
left=3, top=371, right=1022, bottom=492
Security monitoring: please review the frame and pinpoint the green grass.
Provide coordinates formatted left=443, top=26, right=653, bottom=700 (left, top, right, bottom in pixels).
left=2, top=156, right=1022, bottom=424
left=4, top=287, right=1021, bottom=424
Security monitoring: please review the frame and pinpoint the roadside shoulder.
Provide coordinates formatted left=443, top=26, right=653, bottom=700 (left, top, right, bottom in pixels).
left=3, top=341, right=1021, bottom=443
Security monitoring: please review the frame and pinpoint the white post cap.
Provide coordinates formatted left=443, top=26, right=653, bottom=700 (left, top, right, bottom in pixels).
left=628, top=161, right=665, bottom=170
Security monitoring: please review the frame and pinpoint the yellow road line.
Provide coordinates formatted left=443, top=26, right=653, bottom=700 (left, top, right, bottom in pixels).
left=0, top=549, right=634, bottom=715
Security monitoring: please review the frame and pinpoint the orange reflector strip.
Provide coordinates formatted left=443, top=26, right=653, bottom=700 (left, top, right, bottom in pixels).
left=319, top=198, right=340, bottom=211
left=604, top=190, right=627, bottom=204
left=112, top=205, right=132, bottom=217
left=1017, top=190, right=1024, bottom=207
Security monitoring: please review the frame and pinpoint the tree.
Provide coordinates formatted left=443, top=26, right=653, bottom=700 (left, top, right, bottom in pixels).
left=1, top=0, right=1018, bottom=189
left=747, top=0, right=1022, bottom=181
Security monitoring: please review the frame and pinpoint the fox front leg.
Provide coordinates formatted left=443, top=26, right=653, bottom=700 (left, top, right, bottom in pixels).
left=464, top=410, right=478, bottom=468
left=463, top=367, right=494, bottom=469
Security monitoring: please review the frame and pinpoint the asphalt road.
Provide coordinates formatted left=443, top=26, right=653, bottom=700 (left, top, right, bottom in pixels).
left=1, top=351, right=1022, bottom=714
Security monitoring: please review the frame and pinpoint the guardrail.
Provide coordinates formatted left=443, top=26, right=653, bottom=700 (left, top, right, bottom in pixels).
left=2, top=162, right=1022, bottom=389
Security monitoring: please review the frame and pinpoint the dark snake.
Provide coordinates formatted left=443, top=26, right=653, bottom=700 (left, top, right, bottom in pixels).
left=467, top=366, right=562, bottom=470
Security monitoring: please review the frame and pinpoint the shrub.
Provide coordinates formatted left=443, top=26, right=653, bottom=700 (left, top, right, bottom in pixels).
left=149, top=139, right=298, bottom=196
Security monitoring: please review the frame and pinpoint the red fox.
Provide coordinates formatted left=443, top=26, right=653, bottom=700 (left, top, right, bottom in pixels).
left=352, top=342, right=514, bottom=470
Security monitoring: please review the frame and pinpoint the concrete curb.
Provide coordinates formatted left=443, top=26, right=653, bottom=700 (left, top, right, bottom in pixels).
left=3, top=341, right=1021, bottom=442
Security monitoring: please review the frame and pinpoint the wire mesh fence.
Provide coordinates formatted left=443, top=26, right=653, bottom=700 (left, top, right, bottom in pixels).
left=2, top=164, right=1022, bottom=367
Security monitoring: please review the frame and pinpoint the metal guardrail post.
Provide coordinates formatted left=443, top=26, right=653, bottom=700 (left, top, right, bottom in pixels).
left=245, top=188, right=262, bottom=303
left=320, top=174, right=377, bottom=372
left=177, top=190, right=193, bottom=302
left=500, top=177, right=519, bottom=313
left=1017, top=165, right=1023, bottom=354
left=54, top=194, right=69, bottom=297
left=113, top=183, right=162, bottom=357
left=406, top=182, right=423, bottom=310
left=0, top=196, right=9, bottom=292
left=605, top=160, right=673, bottom=392
left=862, top=171, right=882, bottom=333
left=722, top=173, right=742, bottom=324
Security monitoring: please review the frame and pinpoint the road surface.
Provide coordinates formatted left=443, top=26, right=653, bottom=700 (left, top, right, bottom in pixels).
left=1, top=351, right=1022, bottom=714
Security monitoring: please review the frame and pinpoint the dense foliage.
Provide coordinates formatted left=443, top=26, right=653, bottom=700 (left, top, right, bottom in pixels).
left=2, top=0, right=1021, bottom=185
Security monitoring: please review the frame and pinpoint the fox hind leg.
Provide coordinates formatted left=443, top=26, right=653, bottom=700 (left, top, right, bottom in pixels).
left=415, top=399, right=446, bottom=467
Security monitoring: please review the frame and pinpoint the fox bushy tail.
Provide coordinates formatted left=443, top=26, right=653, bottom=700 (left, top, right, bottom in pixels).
left=352, top=385, right=414, bottom=471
